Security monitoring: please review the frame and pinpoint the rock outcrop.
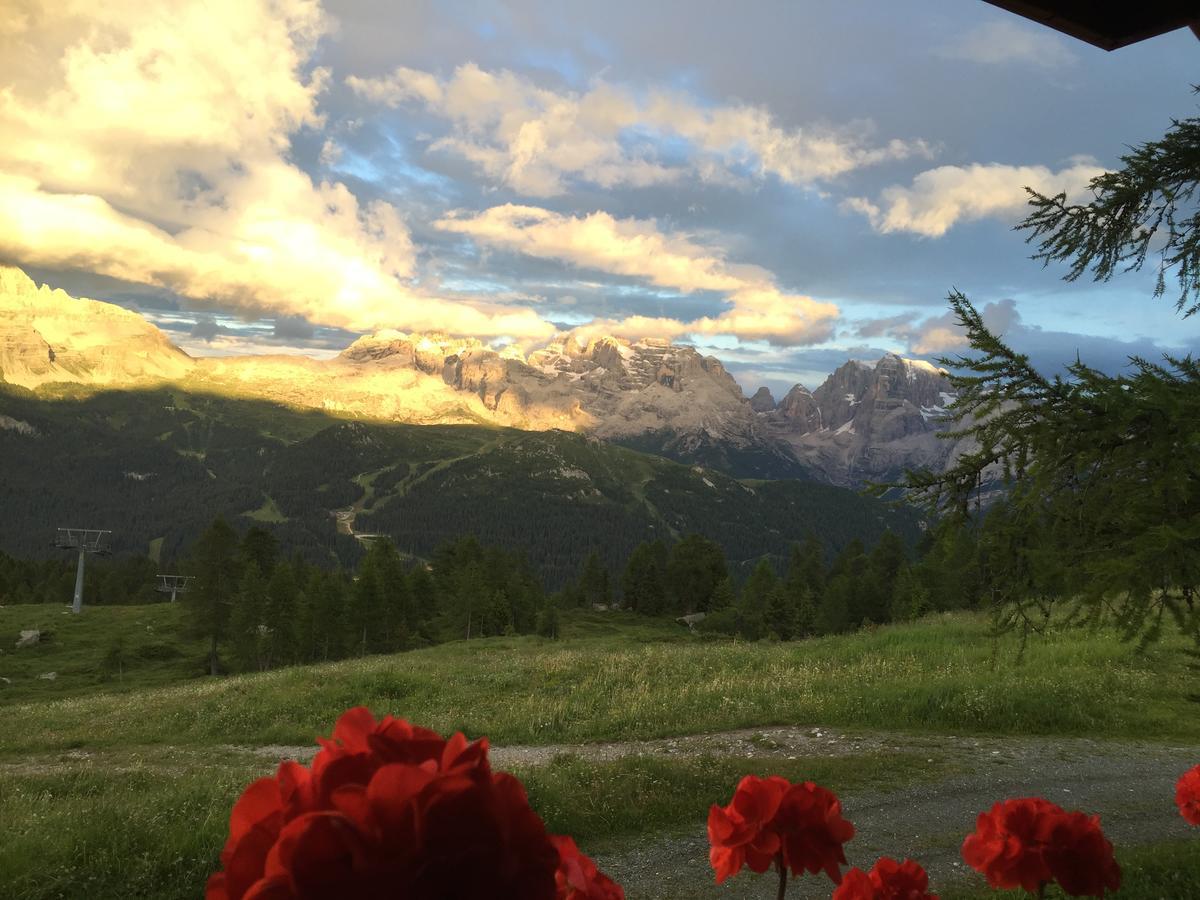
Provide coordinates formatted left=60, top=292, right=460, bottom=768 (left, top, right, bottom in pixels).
left=763, top=354, right=962, bottom=486
left=0, top=266, right=192, bottom=389
left=0, top=266, right=967, bottom=484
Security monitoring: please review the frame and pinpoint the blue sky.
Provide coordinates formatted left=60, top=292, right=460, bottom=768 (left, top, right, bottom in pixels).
left=3, top=0, right=1197, bottom=397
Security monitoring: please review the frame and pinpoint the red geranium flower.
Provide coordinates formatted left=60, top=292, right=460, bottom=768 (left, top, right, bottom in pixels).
left=707, top=774, right=790, bottom=882
left=961, top=797, right=1060, bottom=892
left=832, top=857, right=938, bottom=899
left=773, top=781, right=856, bottom=883
left=1041, top=811, right=1120, bottom=897
left=207, top=707, right=619, bottom=900
left=551, top=835, right=625, bottom=900
left=1177, top=764, right=1200, bottom=826
left=962, top=797, right=1120, bottom=898
left=708, top=776, right=854, bottom=887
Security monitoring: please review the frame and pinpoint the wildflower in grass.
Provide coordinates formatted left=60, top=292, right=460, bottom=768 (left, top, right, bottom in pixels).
left=962, top=797, right=1119, bottom=897
left=708, top=775, right=854, bottom=897
left=832, top=857, right=938, bottom=899
left=1177, top=764, right=1200, bottom=826
left=206, top=706, right=619, bottom=900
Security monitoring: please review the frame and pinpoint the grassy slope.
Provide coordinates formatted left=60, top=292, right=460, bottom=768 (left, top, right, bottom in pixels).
left=1, top=610, right=1195, bottom=756
left=0, top=609, right=1196, bottom=899
left=0, top=602, right=203, bottom=701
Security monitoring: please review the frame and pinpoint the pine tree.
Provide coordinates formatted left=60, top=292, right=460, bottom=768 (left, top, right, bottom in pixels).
left=621, top=540, right=669, bottom=614
left=767, top=584, right=799, bottom=641
left=263, top=563, right=299, bottom=668
left=536, top=600, right=560, bottom=638
left=240, top=526, right=279, bottom=578
left=579, top=550, right=608, bottom=608
left=890, top=98, right=1200, bottom=652
left=666, top=534, right=728, bottom=614
left=231, top=563, right=267, bottom=671
left=186, top=518, right=241, bottom=675
left=309, top=570, right=348, bottom=661
left=738, top=558, right=777, bottom=640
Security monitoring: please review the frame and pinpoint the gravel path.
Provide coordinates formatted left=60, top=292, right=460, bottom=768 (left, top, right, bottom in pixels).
left=573, top=729, right=1200, bottom=899
left=224, top=726, right=1200, bottom=898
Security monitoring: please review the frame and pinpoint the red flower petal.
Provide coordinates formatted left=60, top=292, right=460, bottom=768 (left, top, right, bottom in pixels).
left=1177, top=764, right=1200, bottom=827
left=832, top=867, right=875, bottom=900
left=774, top=781, right=855, bottom=883
left=330, top=706, right=378, bottom=753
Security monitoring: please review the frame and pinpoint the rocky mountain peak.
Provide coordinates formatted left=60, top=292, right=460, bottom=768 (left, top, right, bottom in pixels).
left=0, top=266, right=970, bottom=485
left=749, top=386, right=775, bottom=412
left=0, top=265, right=191, bottom=389
left=765, top=353, right=961, bottom=486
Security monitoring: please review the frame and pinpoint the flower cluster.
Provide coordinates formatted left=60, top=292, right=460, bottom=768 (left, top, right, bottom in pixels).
left=206, top=707, right=621, bottom=900
left=1177, top=764, right=1200, bottom=826
left=961, top=797, right=1121, bottom=897
left=209, top=707, right=1192, bottom=900
left=833, top=857, right=938, bottom=900
left=707, top=774, right=855, bottom=885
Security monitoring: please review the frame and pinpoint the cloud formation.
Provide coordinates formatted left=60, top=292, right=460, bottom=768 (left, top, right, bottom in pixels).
left=437, top=204, right=839, bottom=345
left=844, top=160, right=1102, bottom=237
left=0, top=0, right=552, bottom=340
left=941, top=20, right=1077, bottom=68
left=348, top=63, right=931, bottom=196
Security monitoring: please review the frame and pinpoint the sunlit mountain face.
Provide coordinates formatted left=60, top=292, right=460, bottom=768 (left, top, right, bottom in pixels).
left=1, top=0, right=1196, bottom=399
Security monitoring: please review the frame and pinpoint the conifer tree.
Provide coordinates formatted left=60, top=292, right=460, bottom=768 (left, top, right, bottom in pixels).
left=231, top=563, right=267, bottom=671
left=894, top=99, right=1200, bottom=653
left=186, top=517, right=241, bottom=676
left=666, top=534, right=728, bottom=614
left=738, top=558, right=777, bottom=640
left=709, top=576, right=735, bottom=612
left=621, top=540, right=669, bottom=614
left=766, top=583, right=799, bottom=640
left=264, top=563, right=299, bottom=667
left=309, top=570, right=348, bottom=661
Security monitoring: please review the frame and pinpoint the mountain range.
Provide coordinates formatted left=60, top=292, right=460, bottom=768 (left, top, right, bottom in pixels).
left=0, top=266, right=966, bottom=487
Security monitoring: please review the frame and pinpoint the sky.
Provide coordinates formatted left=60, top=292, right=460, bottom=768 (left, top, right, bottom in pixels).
left=1, top=0, right=1197, bottom=397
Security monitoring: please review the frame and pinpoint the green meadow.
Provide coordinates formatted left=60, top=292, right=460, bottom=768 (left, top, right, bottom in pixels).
left=0, top=606, right=1196, bottom=898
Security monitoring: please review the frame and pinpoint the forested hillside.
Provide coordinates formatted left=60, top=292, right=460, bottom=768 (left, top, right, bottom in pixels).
left=0, top=384, right=922, bottom=587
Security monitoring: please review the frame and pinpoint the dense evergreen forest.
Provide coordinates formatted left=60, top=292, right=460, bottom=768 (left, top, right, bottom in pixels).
left=1, top=514, right=982, bottom=677
left=0, top=384, right=922, bottom=587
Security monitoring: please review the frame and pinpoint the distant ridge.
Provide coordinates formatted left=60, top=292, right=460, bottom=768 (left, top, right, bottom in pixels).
left=0, top=265, right=968, bottom=485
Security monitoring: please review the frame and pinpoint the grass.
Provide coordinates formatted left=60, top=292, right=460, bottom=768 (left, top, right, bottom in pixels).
left=0, top=603, right=203, bottom=702
left=0, top=749, right=954, bottom=900
left=0, top=606, right=1194, bottom=898
left=0, top=610, right=1194, bottom=757
left=242, top=493, right=287, bottom=523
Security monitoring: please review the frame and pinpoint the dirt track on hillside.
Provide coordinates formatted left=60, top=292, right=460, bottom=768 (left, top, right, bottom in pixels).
left=239, top=725, right=1200, bottom=898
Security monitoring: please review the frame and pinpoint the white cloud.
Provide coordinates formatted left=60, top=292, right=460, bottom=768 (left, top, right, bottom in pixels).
left=844, top=160, right=1103, bottom=237
left=942, top=20, right=1077, bottom=69
left=437, top=204, right=839, bottom=345
left=858, top=299, right=1020, bottom=355
left=348, top=63, right=931, bottom=196
left=0, top=0, right=554, bottom=340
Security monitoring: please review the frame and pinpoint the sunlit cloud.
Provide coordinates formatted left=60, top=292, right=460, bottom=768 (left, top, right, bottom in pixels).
left=348, top=63, right=932, bottom=196
left=437, top=204, right=839, bottom=345
left=0, top=0, right=553, bottom=340
left=844, top=160, right=1102, bottom=237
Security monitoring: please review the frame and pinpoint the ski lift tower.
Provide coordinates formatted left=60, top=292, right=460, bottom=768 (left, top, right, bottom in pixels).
left=156, top=574, right=194, bottom=603
left=54, top=528, right=112, bottom=614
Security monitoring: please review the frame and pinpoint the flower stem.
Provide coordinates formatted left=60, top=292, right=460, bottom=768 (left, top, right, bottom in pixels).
left=776, top=856, right=788, bottom=900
